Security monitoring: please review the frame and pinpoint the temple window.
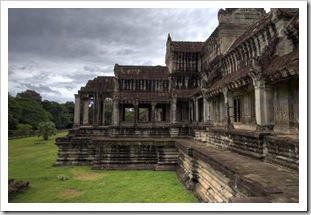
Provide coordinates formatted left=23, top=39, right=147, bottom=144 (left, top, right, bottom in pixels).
left=139, top=107, right=150, bottom=122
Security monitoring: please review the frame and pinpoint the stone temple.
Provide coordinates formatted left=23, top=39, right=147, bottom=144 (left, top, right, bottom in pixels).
left=54, top=8, right=299, bottom=203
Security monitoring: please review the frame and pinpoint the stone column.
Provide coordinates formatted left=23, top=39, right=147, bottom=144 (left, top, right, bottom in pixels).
left=112, top=98, right=119, bottom=126
left=206, top=99, right=211, bottom=124
left=151, top=102, right=156, bottom=125
left=170, top=98, right=177, bottom=124
left=253, top=80, right=274, bottom=131
left=249, top=58, right=274, bottom=131
left=203, top=96, right=207, bottom=123
left=82, top=97, right=89, bottom=126
left=133, top=100, right=138, bottom=126
left=210, top=100, right=214, bottom=123
left=101, top=96, right=106, bottom=126
left=73, top=94, right=81, bottom=128
left=223, top=87, right=234, bottom=129
left=189, top=100, right=193, bottom=122
left=168, top=77, right=172, bottom=92
left=195, top=97, right=199, bottom=122
left=93, top=93, right=100, bottom=127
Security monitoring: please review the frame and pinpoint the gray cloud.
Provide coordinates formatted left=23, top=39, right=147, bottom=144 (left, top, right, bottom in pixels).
left=8, top=8, right=221, bottom=103
left=20, top=83, right=61, bottom=96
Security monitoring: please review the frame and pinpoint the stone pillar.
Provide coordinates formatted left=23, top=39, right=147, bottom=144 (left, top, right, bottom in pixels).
left=189, top=100, right=193, bottom=122
left=223, top=87, right=234, bottom=129
left=206, top=99, right=211, bottom=124
left=73, top=94, right=81, bottom=128
left=209, top=100, right=214, bottom=123
left=112, top=98, right=119, bottom=126
left=82, top=97, right=89, bottom=126
left=253, top=80, right=274, bottom=131
left=168, top=77, right=172, bottom=92
left=249, top=58, right=274, bottom=131
left=170, top=98, right=177, bottom=124
left=151, top=102, right=156, bottom=125
left=203, top=96, right=207, bottom=123
left=101, top=96, right=106, bottom=126
left=134, top=101, right=138, bottom=126
left=93, top=93, right=99, bottom=127
left=195, top=97, right=199, bottom=122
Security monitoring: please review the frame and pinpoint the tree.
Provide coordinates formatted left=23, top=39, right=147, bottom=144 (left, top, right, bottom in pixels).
left=61, top=102, right=74, bottom=128
left=37, top=122, right=57, bottom=140
left=8, top=95, right=22, bottom=130
left=14, top=124, right=34, bottom=137
left=42, top=100, right=74, bottom=129
left=17, top=98, right=52, bottom=129
left=16, top=89, right=42, bottom=103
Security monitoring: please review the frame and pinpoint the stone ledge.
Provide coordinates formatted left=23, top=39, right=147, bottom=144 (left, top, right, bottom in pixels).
left=208, top=127, right=267, bottom=138
left=175, top=139, right=299, bottom=203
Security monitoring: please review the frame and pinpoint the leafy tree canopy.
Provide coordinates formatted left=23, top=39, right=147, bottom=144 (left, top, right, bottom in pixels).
left=42, top=100, right=74, bottom=128
left=14, top=123, right=34, bottom=136
left=8, top=95, right=22, bottom=130
left=37, top=121, right=57, bottom=140
left=16, top=89, right=42, bottom=103
left=17, top=98, right=52, bottom=129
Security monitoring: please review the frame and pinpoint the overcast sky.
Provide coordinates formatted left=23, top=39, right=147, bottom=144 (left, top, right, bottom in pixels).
left=8, top=8, right=223, bottom=103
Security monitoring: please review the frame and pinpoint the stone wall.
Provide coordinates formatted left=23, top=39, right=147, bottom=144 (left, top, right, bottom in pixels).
left=175, top=140, right=271, bottom=203
left=264, top=135, right=299, bottom=170
left=193, top=128, right=299, bottom=171
left=54, top=136, right=96, bottom=166
left=175, top=138, right=299, bottom=203
left=54, top=130, right=298, bottom=203
left=54, top=137, right=178, bottom=171
left=273, top=78, right=299, bottom=133
left=176, top=140, right=238, bottom=203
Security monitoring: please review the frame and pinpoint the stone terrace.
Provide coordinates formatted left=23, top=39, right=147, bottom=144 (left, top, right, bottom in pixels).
left=175, top=139, right=299, bottom=203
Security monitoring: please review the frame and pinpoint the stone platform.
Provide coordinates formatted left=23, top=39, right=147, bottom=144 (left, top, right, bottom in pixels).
left=54, top=137, right=178, bottom=171
left=175, top=139, right=299, bottom=203
left=54, top=132, right=299, bottom=203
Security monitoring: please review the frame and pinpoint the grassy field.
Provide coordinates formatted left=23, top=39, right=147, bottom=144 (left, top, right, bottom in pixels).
left=8, top=132, right=197, bottom=203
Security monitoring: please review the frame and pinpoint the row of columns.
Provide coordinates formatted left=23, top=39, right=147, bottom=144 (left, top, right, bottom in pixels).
left=73, top=94, right=109, bottom=128
left=205, top=78, right=274, bottom=131
left=114, top=101, right=169, bottom=126
left=73, top=78, right=274, bottom=131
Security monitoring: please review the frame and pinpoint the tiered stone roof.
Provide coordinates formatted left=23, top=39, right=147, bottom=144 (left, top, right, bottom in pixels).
left=228, top=12, right=273, bottom=52
left=79, top=76, right=115, bottom=94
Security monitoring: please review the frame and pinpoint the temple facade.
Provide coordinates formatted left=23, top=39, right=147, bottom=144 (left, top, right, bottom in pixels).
left=55, top=8, right=299, bottom=203
left=72, top=8, right=299, bottom=135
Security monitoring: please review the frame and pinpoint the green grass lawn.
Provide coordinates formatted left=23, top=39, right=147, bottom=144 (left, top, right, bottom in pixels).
left=8, top=132, right=197, bottom=203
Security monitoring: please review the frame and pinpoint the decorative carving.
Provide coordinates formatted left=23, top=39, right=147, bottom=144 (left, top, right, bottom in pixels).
left=274, top=105, right=289, bottom=124
left=248, top=58, right=264, bottom=87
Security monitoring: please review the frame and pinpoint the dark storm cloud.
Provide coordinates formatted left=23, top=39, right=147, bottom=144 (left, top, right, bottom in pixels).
left=20, top=83, right=61, bottom=95
left=8, top=8, right=220, bottom=102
